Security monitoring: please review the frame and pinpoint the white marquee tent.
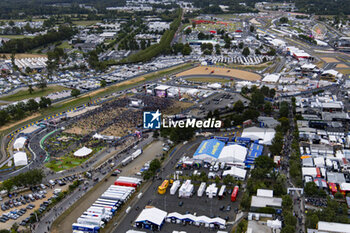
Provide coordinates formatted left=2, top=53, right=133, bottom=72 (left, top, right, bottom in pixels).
left=74, top=147, right=92, bottom=157
left=13, top=137, right=27, bottom=150
left=13, top=152, right=28, bottom=166
left=218, top=144, right=247, bottom=163
left=135, top=207, right=168, bottom=227
left=241, top=127, right=276, bottom=145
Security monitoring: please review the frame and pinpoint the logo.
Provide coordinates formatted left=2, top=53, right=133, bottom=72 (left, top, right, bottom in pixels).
left=143, top=110, right=161, bottom=129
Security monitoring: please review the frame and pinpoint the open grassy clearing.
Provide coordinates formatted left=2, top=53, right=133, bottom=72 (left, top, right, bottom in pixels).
left=0, top=35, right=35, bottom=39
left=0, top=53, right=47, bottom=59
left=0, top=85, right=69, bottom=102
left=72, top=20, right=100, bottom=26
left=186, top=77, right=230, bottom=83
left=338, top=69, right=350, bottom=75
left=56, top=41, right=72, bottom=49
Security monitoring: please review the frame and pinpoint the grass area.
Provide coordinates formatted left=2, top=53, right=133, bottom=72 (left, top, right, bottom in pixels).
left=338, top=69, right=350, bottom=75
left=45, top=156, right=89, bottom=172
left=0, top=53, right=46, bottom=59
left=0, top=85, right=69, bottom=102
left=72, top=20, right=100, bottom=26
left=0, top=63, right=193, bottom=137
left=0, top=35, right=35, bottom=39
left=186, top=77, right=230, bottom=83
left=0, top=19, right=43, bottom=22
left=56, top=41, right=72, bottom=49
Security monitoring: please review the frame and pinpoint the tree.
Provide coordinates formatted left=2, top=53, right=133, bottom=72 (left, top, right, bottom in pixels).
left=255, top=48, right=261, bottom=55
left=100, top=80, right=107, bottom=88
left=149, top=159, right=161, bottom=172
left=305, top=214, right=319, bottom=229
left=26, top=99, right=39, bottom=112
left=238, top=42, right=244, bottom=49
left=264, top=102, right=272, bottom=115
left=25, top=67, right=32, bottom=74
left=153, top=130, right=159, bottom=138
left=233, top=100, right=244, bottom=112
left=282, top=195, right=293, bottom=210
left=279, top=117, right=290, bottom=133
left=267, top=48, right=276, bottom=56
left=250, top=25, right=255, bottom=32
left=37, top=79, right=47, bottom=90
left=242, top=47, right=250, bottom=57
left=182, top=44, right=192, bottom=56
left=185, top=27, right=192, bottom=35
left=269, top=88, right=276, bottom=98
left=240, top=193, right=251, bottom=210
left=140, top=39, right=146, bottom=50
left=304, top=182, right=318, bottom=197
left=0, top=110, right=8, bottom=126
left=251, top=91, right=265, bottom=108
left=281, top=225, right=295, bottom=233
left=28, top=85, right=34, bottom=94
left=71, top=89, right=80, bottom=98
left=39, top=97, right=51, bottom=109
left=223, top=175, right=234, bottom=186
left=280, top=17, right=289, bottom=24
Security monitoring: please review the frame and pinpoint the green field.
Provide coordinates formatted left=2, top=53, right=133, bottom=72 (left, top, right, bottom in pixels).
left=57, top=41, right=72, bottom=49
left=186, top=77, right=230, bottom=83
left=45, top=156, right=89, bottom=172
left=0, top=85, right=69, bottom=102
left=72, top=20, right=100, bottom=26
left=0, top=35, right=35, bottom=39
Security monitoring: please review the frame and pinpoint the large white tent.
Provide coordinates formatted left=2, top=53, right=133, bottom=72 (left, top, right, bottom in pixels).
left=13, top=137, right=27, bottom=150
left=218, top=144, right=247, bottom=163
left=166, top=212, right=226, bottom=227
left=241, top=127, right=275, bottom=145
left=222, top=166, right=247, bottom=180
left=13, top=152, right=28, bottom=166
left=135, top=207, right=167, bottom=230
left=73, top=147, right=92, bottom=157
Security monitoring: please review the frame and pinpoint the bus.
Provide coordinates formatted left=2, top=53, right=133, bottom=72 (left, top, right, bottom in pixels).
left=158, top=180, right=169, bottom=195
left=231, top=186, right=239, bottom=202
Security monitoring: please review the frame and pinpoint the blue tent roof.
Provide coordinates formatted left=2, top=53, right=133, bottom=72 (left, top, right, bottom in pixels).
left=193, top=139, right=225, bottom=159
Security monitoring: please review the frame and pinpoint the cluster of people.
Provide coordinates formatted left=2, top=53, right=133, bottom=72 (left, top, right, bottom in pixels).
left=65, top=95, right=175, bottom=138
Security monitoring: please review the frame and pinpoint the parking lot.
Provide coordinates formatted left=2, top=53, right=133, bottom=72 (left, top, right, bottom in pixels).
left=148, top=181, right=240, bottom=232
left=121, top=139, right=242, bottom=233
left=191, top=92, right=250, bottom=118
left=0, top=177, right=75, bottom=229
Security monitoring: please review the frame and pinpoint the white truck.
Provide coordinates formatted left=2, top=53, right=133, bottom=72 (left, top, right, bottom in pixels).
left=170, top=180, right=181, bottom=195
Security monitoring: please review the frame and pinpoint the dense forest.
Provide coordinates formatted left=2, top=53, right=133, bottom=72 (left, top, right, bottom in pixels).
left=0, top=0, right=347, bottom=19
left=295, top=0, right=350, bottom=15
left=0, top=25, right=76, bottom=53
left=0, top=0, right=126, bottom=18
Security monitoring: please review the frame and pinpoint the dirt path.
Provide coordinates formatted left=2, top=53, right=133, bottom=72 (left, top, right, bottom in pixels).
left=176, top=66, right=261, bottom=81
left=53, top=140, right=163, bottom=233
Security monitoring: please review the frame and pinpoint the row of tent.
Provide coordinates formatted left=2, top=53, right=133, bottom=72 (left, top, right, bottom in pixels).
left=166, top=212, right=226, bottom=229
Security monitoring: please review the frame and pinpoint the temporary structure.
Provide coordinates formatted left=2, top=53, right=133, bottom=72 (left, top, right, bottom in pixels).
left=13, top=152, right=28, bottom=166
left=13, top=137, right=27, bottom=150
left=74, top=147, right=92, bottom=157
